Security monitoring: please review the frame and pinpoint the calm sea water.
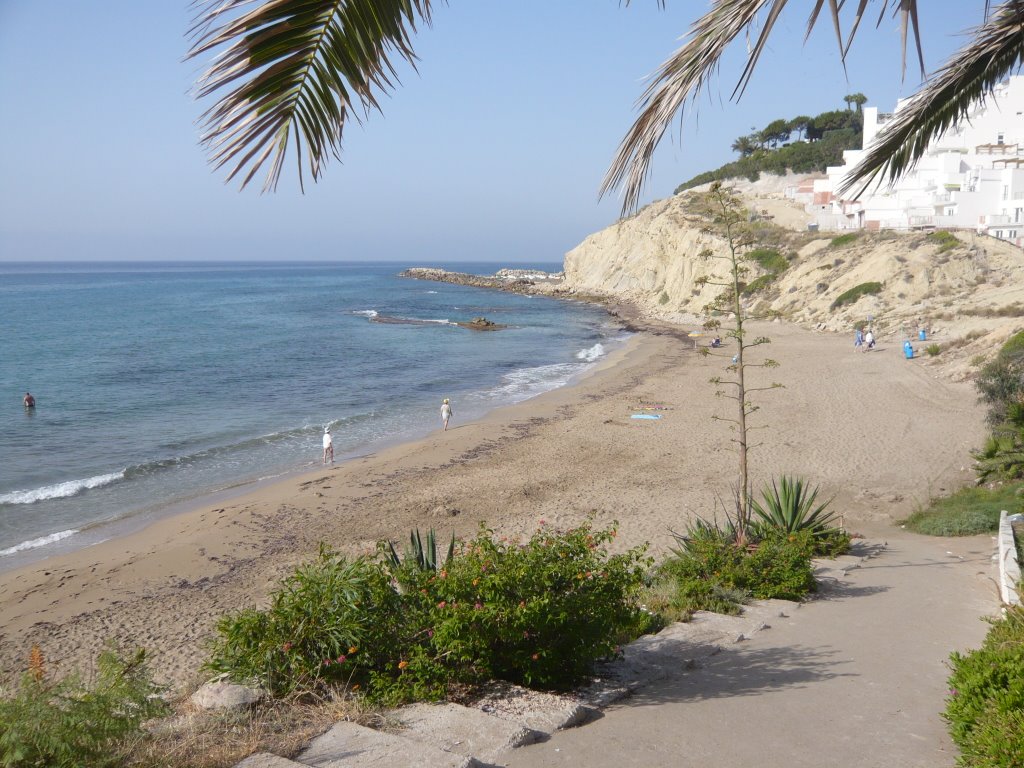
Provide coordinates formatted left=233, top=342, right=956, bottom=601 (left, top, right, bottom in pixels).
left=0, top=261, right=625, bottom=566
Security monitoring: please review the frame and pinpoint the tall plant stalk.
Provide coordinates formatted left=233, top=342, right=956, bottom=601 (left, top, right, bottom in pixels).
left=691, top=182, right=782, bottom=537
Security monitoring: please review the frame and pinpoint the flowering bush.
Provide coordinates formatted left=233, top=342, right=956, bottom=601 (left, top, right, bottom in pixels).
left=384, top=522, right=654, bottom=698
left=207, top=524, right=654, bottom=704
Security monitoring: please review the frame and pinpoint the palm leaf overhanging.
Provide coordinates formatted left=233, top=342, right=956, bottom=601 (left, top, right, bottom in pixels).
left=839, top=2, right=1024, bottom=197
left=602, top=1, right=1005, bottom=215
left=188, top=0, right=434, bottom=192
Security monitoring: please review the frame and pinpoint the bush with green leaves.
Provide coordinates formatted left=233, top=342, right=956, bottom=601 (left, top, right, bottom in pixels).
left=927, top=230, right=961, bottom=253
left=0, top=646, right=166, bottom=768
left=945, top=604, right=1024, bottom=767
left=206, top=547, right=404, bottom=695
left=652, top=524, right=817, bottom=616
left=208, top=523, right=654, bottom=704
left=829, top=233, right=860, bottom=248
left=379, top=523, right=655, bottom=701
left=830, top=281, right=883, bottom=310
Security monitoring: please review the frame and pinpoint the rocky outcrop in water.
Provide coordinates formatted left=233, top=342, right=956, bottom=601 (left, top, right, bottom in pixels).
left=399, top=268, right=564, bottom=296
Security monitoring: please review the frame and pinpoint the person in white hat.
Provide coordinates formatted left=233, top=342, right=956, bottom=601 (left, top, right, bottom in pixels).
left=440, top=399, right=453, bottom=431
left=322, top=427, right=334, bottom=464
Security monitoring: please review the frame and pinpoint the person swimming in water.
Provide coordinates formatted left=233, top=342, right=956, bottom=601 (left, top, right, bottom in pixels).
left=23, top=392, right=35, bottom=408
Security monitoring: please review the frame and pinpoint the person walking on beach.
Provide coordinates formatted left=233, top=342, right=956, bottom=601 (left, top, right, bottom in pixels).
left=864, top=329, right=875, bottom=351
left=441, top=399, right=453, bottom=431
left=854, top=328, right=863, bottom=349
left=322, top=427, right=334, bottom=464
left=23, top=392, right=35, bottom=408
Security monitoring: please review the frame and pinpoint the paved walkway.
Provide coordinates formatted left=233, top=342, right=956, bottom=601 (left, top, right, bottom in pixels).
left=506, top=528, right=998, bottom=768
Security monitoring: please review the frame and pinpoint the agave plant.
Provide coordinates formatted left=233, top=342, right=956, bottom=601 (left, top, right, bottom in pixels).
left=384, top=527, right=455, bottom=572
left=750, top=476, right=838, bottom=536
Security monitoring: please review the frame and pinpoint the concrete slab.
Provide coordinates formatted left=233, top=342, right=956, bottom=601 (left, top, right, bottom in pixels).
left=390, top=702, right=541, bottom=764
left=235, top=754, right=307, bottom=768
left=470, top=682, right=594, bottom=734
left=298, top=721, right=479, bottom=768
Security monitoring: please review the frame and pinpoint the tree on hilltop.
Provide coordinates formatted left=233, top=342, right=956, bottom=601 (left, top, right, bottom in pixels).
left=759, top=119, right=791, bottom=149
left=846, top=93, right=868, bottom=113
left=731, top=135, right=758, bottom=158
left=187, top=2, right=1015, bottom=207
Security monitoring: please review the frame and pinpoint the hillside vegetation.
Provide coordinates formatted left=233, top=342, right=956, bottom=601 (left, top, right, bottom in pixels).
left=677, top=99, right=864, bottom=192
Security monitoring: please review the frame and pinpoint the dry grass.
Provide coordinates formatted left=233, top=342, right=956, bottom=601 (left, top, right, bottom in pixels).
left=123, top=690, right=383, bottom=768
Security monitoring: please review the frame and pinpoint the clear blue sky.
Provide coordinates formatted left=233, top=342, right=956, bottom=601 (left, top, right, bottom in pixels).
left=0, top=1, right=982, bottom=263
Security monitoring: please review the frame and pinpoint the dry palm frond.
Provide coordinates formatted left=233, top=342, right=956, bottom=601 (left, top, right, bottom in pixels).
left=605, top=0, right=940, bottom=215
left=188, top=0, right=434, bottom=192
left=840, top=1, right=1024, bottom=196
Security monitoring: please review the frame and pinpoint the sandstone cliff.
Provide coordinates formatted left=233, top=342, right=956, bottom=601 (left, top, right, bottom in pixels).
left=562, top=186, right=1024, bottom=379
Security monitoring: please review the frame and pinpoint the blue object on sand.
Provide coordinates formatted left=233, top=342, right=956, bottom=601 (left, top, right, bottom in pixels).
left=631, top=414, right=662, bottom=420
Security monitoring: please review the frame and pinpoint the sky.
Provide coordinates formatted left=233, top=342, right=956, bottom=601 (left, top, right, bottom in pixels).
left=0, top=1, right=990, bottom=263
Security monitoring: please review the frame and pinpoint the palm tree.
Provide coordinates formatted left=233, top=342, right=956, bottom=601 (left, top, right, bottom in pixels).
left=730, top=135, right=757, bottom=157
left=847, top=93, right=868, bottom=113
left=188, top=2, right=1017, bottom=209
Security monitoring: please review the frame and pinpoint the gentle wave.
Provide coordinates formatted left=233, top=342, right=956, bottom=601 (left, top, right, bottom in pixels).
left=351, top=309, right=379, bottom=318
left=576, top=343, right=606, bottom=363
left=480, top=362, right=583, bottom=402
left=0, top=472, right=125, bottom=506
left=0, top=529, right=78, bottom=557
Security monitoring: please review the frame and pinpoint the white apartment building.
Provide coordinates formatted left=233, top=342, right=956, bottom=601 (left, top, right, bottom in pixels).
left=795, top=76, right=1024, bottom=247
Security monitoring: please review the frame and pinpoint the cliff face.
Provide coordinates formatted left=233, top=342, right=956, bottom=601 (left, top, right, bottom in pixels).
left=563, top=187, right=1024, bottom=378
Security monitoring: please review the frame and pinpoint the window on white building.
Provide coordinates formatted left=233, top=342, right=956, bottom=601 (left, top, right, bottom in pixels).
left=1004, top=185, right=1010, bottom=200
left=998, top=132, right=1005, bottom=145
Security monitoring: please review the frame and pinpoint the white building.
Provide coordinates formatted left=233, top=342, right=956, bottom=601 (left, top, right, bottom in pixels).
left=808, top=76, right=1024, bottom=247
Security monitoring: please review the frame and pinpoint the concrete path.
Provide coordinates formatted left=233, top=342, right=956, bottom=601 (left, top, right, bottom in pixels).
left=505, top=528, right=998, bottom=768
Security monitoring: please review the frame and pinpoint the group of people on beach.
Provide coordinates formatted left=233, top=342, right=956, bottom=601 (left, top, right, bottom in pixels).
left=854, top=328, right=875, bottom=351
left=321, top=398, right=454, bottom=465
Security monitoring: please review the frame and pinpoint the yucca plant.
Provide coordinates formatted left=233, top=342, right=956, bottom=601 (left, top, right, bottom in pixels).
left=751, top=476, right=838, bottom=537
left=384, top=528, right=455, bottom=573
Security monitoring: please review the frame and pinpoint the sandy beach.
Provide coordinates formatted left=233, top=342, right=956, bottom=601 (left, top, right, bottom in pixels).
left=0, top=316, right=987, bottom=693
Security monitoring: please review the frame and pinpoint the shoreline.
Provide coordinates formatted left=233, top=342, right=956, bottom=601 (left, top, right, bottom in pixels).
left=0, top=307, right=632, bottom=574
left=0, top=315, right=987, bottom=692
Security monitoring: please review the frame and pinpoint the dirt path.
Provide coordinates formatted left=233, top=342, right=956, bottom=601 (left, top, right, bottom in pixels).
left=506, top=527, right=999, bottom=768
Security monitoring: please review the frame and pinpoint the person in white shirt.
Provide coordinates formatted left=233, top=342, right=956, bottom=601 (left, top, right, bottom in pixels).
left=441, top=399, right=453, bottom=431
left=322, top=427, right=334, bottom=464
left=864, top=330, right=875, bottom=351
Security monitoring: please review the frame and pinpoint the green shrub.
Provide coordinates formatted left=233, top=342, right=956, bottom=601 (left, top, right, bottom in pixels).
left=902, top=484, right=1024, bottom=536
left=829, top=233, right=860, bottom=248
left=741, top=274, right=774, bottom=295
left=927, top=230, right=961, bottom=253
left=926, top=344, right=941, bottom=357
left=206, top=547, right=403, bottom=695
left=658, top=291, right=669, bottom=305
left=654, top=525, right=817, bottom=615
left=945, top=604, right=1024, bottom=767
left=974, top=432, right=1024, bottom=484
left=383, top=523, right=654, bottom=700
left=0, top=646, right=166, bottom=768
left=830, top=281, right=883, bottom=310
left=748, top=247, right=789, bottom=274
left=208, top=525, right=654, bottom=704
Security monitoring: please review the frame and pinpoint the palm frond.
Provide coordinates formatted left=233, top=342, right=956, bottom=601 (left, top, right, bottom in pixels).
left=188, top=0, right=434, bottom=192
left=839, top=1, right=1024, bottom=197
left=603, top=0, right=931, bottom=215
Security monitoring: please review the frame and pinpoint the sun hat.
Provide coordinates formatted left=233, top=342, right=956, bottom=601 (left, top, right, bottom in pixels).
left=443, top=398, right=449, bottom=403
left=325, top=427, right=330, bottom=433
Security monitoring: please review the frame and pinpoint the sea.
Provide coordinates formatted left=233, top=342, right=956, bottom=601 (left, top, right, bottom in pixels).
left=0, top=261, right=627, bottom=570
